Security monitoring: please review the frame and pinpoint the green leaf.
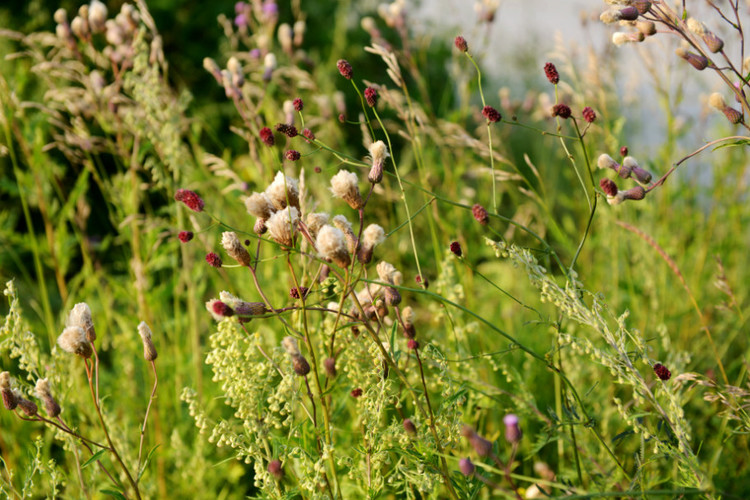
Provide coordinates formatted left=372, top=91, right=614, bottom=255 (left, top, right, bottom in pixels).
left=100, top=489, right=127, bottom=500
left=81, top=449, right=108, bottom=469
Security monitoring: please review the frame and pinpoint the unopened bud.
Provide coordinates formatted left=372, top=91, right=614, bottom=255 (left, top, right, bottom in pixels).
left=1, top=372, right=17, bottom=410
left=403, top=418, right=417, bottom=435
left=459, top=457, right=475, bottom=476
left=35, top=379, right=61, bottom=418
left=384, top=287, right=401, bottom=306
left=138, top=321, right=158, bottom=361
left=268, top=459, right=284, bottom=480
left=292, top=355, right=310, bottom=376
left=17, top=397, right=38, bottom=417
left=676, top=47, right=708, bottom=70
left=323, top=357, right=336, bottom=377
left=503, top=414, right=522, bottom=443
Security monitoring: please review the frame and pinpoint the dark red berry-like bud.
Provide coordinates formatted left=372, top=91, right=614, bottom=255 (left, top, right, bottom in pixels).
left=552, top=103, right=571, bottom=119
left=323, top=357, right=336, bottom=377
left=206, top=252, right=222, bottom=268
left=620, top=146, right=629, bottom=157
left=582, top=106, right=596, bottom=123
left=351, top=387, right=363, bottom=398
left=472, top=204, right=488, bottom=225
left=459, top=458, right=475, bottom=476
left=450, top=241, right=462, bottom=257
left=599, top=178, right=618, bottom=197
left=292, top=97, right=303, bottom=111
left=275, top=123, right=298, bottom=138
left=338, top=113, right=346, bottom=123
left=544, top=62, right=559, bottom=84
left=178, top=231, right=194, bottom=243
left=364, top=87, right=378, bottom=107
left=403, top=418, right=417, bottom=435
left=268, top=460, right=284, bottom=480
left=619, top=6, right=639, bottom=20
left=654, top=363, right=672, bottom=381
left=482, top=105, right=501, bottom=123
left=416, top=275, right=429, bottom=288
left=337, top=59, right=353, bottom=79
left=293, top=355, right=311, bottom=376
left=407, top=339, right=419, bottom=350
left=259, top=126, right=275, bottom=146
left=285, top=150, right=301, bottom=161
left=289, top=286, right=310, bottom=299
left=454, top=35, right=468, bottom=52
left=175, top=189, right=205, bottom=212
left=212, top=301, right=234, bottom=317
left=314, top=166, right=322, bottom=173
left=302, top=128, right=315, bottom=141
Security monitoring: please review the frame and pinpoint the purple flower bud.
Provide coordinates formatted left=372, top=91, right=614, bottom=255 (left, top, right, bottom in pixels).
left=503, top=414, right=522, bottom=443
left=459, top=457, right=475, bottom=476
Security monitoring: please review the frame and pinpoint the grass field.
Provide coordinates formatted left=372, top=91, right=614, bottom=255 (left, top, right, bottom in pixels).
left=1, top=1, right=749, bottom=498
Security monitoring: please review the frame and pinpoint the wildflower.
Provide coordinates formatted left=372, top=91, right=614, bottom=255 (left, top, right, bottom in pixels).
left=599, top=178, right=618, bottom=197
left=634, top=0, right=651, bottom=14
left=622, top=157, right=652, bottom=184
left=544, top=62, right=559, bottom=84
left=268, top=460, right=284, bottom=481
left=323, top=357, right=336, bottom=377
left=482, top=105, right=501, bottom=123
left=222, top=231, right=252, bottom=267
left=1, top=372, right=17, bottom=410
left=69, top=302, right=96, bottom=342
left=654, top=362, right=672, bottom=381
left=265, top=172, right=300, bottom=211
left=709, top=93, right=743, bottom=124
left=376, top=261, right=400, bottom=285
left=35, top=379, right=61, bottom=418
left=178, top=231, right=194, bottom=243
left=384, top=287, right=401, bottom=306
left=637, top=21, right=656, bottom=37
left=205, top=252, right=222, bottom=268
left=620, top=146, right=628, bottom=157
left=358, top=224, right=386, bottom=263
left=403, top=418, right=417, bottom=435
left=206, top=299, right=234, bottom=321
left=675, top=47, right=708, bottom=70
left=368, top=140, right=389, bottom=184
left=461, top=426, right=493, bottom=457
left=351, top=388, right=363, bottom=398
left=551, top=103, right=571, bottom=119
left=582, top=106, right=596, bottom=123
left=259, top=127, right=275, bottom=146
left=302, top=128, right=315, bottom=141
left=316, top=225, right=351, bottom=268
left=174, top=189, right=205, bottom=212
left=504, top=414, right=522, bottom=443
left=364, top=87, right=378, bottom=107
left=275, top=123, right=298, bottom=138
left=88, top=0, right=107, bottom=32
left=612, top=31, right=645, bottom=46
left=137, top=321, right=158, bottom=362
left=285, top=150, right=301, bottom=161
left=305, top=212, right=330, bottom=241
left=292, top=97, right=303, bottom=111
left=220, top=292, right=266, bottom=317
left=459, top=458, right=475, bottom=476
left=330, top=170, right=364, bottom=209
left=450, top=241, right=462, bottom=257
left=622, top=185, right=646, bottom=201
left=292, top=355, right=311, bottom=376
left=57, top=326, right=93, bottom=358
left=245, top=192, right=275, bottom=220
left=454, top=35, right=468, bottom=52
left=17, top=397, right=38, bottom=416
left=407, top=339, right=419, bottom=350
left=266, top=207, right=300, bottom=247
left=254, top=218, right=267, bottom=235
left=472, top=204, right=488, bottom=225
left=337, top=59, right=353, bottom=79
left=597, top=153, right=631, bottom=178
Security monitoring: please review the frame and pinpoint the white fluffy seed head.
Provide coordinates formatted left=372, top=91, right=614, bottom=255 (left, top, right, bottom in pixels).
left=709, top=92, right=726, bottom=110
left=35, top=379, right=51, bottom=399
left=316, top=225, right=351, bottom=268
left=362, top=224, right=386, bottom=249
left=266, top=207, right=299, bottom=247
left=369, top=140, right=389, bottom=166
left=401, top=306, right=414, bottom=326
left=68, top=302, right=94, bottom=342
left=621, top=157, right=640, bottom=169
left=377, top=261, right=399, bottom=284
left=597, top=154, right=619, bottom=170
left=264, top=53, right=277, bottom=70
left=330, top=170, right=364, bottom=209
left=305, top=212, right=329, bottom=240
left=57, top=326, right=92, bottom=358
left=686, top=18, right=705, bottom=36
left=266, top=172, right=300, bottom=211
left=88, top=0, right=107, bottom=32
left=282, top=336, right=300, bottom=357
left=600, top=9, right=622, bottom=24
left=245, top=192, right=275, bottom=219
left=0, top=372, right=10, bottom=390
left=221, top=231, right=251, bottom=266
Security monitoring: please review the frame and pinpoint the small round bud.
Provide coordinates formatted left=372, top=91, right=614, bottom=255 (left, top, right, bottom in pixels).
left=364, top=87, right=378, bottom=107
left=259, top=127, right=275, bottom=146
left=384, top=287, right=401, bottom=306
left=582, top=106, right=596, bottom=123
left=17, top=398, right=38, bottom=417
left=654, top=362, right=671, bottom=381
left=174, top=189, right=205, bottom=212
left=268, top=460, right=284, bottom=481
left=503, top=414, right=522, bottom=443
left=472, top=204, right=488, bottom=225
left=323, top=357, right=336, bottom=377
left=275, top=123, right=298, bottom=138
left=302, top=128, right=315, bottom=141
left=205, top=252, right=222, bottom=268
left=450, top=241, right=462, bottom=257
left=551, top=103, right=571, bottom=119
left=407, top=339, right=419, bottom=350
left=289, top=287, right=310, bottom=299
left=285, top=150, right=301, bottom=161
left=350, top=387, right=363, bottom=398
left=292, top=355, right=311, bottom=376
left=403, top=418, right=417, bottom=435
left=138, top=321, right=158, bottom=362
left=337, top=59, right=353, bottom=79
left=459, top=457, right=475, bottom=476
left=178, top=231, right=193, bottom=243
left=454, top=35, right=468, bottom=52
left=292, top=97, right=303, bottom=111
left=482, top=105, right=501, bottom=123
left=620, top=146, right=628, bottom=157
left=544, top=62, right=559, bottom=84
left=599, top=178, right=618, bottom=197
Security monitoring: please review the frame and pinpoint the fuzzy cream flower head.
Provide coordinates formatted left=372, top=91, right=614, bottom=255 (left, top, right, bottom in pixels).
left=34, top=378, right=52, bottom=399
left=599, top=9, right=622, bottom=24
left=686, top=18, right=706, bottom=36
left=68, top=302, right=96, bottom=341
left=709, top=92, right=727, bottom=110
left=316, top=225, right=351, bottom=268
left=330, top=170, right=364, bottom=210
left=219, top=291, right=267, bottom=317
left=137, top=321, right=158, bottom=361
left=57, top=326, right=92, bottom=358
left=377, top=261, right=400, bottom=285
left=401, top=305, right=415, bottom=326
left=332, top=215, right=357, bottom=253
left=266, top=172, right=300, bottom=211
left=282, top=336, right=300, bottom=357
left=368, top=141, right=390, bottom=183
left=597, top=154, right=619, bottom=170
left=358, top=224, right=386, bottom=263
left=305, top=212, right=329, bottom=241
left=245, top=192, right=275, bottom=220
left=0, top=372, right=10, bottom=391
left=266, top=206, right=300, bottom=247
left=221, top=231, right=252, bottom=267
left=88, top=0, right=107, bottom=32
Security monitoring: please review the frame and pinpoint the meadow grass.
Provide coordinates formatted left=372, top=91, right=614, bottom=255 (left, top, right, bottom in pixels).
left=0, top=0, right=749, bottom=498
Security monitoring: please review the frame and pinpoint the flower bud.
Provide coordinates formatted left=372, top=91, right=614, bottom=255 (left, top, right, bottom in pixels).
left=35, top=379, right=61, bottom=418
left=69, top=302, right=96, bottom=342
left=57, top=326, right=93, bottom=358
left=138, top=321, right=158, bottom=362
left=403, top=418, right=417, bottom=435
left=472, top=204, right=489, bottom=225
left=222, top=231, right=252, bottom=267
left=292, top=355, right=310, bottom=376
left=17, top=397, right=38, bottom=417
left=268, top=459, right=284, bottom=480
left=675, top=47, right=708, bottom=70
left=543, top=62, right=559, bottom=84
left=384, top=287, right=401, bottom=306
left=459, top=457, right=475, bottom=476
left=599, top=178, right=618, bottom=197
left=330, top=170, right=364, bottom=209
left=337, top=59, right=353, bottom=79
left=323, top=357, right=336, bottom=377
left=1, top=372, right=17, bottom=411
left=654, top=362, right=672, bottom=381
left=454, top=35, right=468, bottom=52
left=503, top=414, right=522, bottom=443
left=368, top=141, right=389, bottom=184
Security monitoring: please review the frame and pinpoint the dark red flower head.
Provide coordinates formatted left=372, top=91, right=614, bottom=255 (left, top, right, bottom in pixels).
left=364, top=87, right=378, bottom=107
left=450, top=241, right=462, bottom=257
left=289, top=286, right=310, bottom=299
left=285, top=150, right=301, bottom=161
left=654, top=363, right=672, bottom=381
left=407, top=339, right=419, bottom=350
left=472, top=204, right=489, bottom=225
left=206, top=252, right=222, bottom=268
left=292, top=97, right=303, bottom=111
left=178, top=231, right=194, bottom=243
left=212, top=301, right=234, bottom=317
left=582, top=106, right=596, bottom=123
left=259, top=127, right=275, bottom=146
left=454, top=35, right=468, bottom=52
left=599, top=178, right=618, bottom=197
left=544, top=62, right=559, bottom=84
left=337, top=59, right=353, bottom=79
left=620, top=146, right=629, bottom=157
left=552, top=103, right=572, bottom=119
left=482, top=105, right=501, bottom=123
left=275, top=123, right=298, bottom=138
left=302, top=128, right=315, bottom=141
left=350, top=387, right=363, bottom=398
left=175, top=189, right=205, bottom=212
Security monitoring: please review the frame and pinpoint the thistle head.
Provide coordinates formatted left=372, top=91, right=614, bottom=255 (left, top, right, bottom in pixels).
left=221, top=231, right=252, bottom=267
left=316, top=225, right=351, bottom=268
left=137, top=321, right=158, bottom=362
left=57, top=326, right=92, bottom=358
left=330, top=170, right=364, bottom=210
left=68, top=302, right=96, bottom=342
